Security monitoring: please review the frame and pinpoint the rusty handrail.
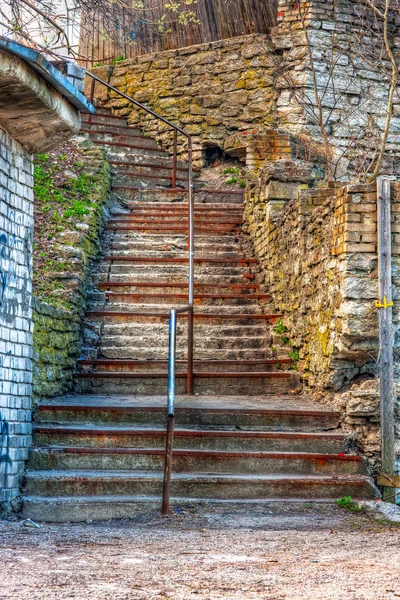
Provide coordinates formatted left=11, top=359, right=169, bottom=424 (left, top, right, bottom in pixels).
left=85, top=71, right=195, bottom=516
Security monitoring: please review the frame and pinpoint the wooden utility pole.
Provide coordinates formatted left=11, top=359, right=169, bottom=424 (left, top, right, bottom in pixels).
left=376, top=177, right=396, bottom=502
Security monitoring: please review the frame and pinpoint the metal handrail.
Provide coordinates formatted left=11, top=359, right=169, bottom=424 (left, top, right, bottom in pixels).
left=85, top=71, right=195, bottom=516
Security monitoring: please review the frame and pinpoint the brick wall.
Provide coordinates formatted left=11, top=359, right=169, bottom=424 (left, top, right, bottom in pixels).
left=0, top=128, right=34, bottom=508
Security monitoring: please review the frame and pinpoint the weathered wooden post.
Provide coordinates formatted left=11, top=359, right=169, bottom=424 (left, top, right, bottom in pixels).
left=376, top=177, right=396, bottom=502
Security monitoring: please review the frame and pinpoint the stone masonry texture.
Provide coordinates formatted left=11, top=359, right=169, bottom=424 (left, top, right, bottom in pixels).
left=244, top=176, right=400, bottom=464
left=87, top=0, right=400, bottom=177
left=32, top=146, right=110, bottom=401
left=0, top=127, right=34, bottom=507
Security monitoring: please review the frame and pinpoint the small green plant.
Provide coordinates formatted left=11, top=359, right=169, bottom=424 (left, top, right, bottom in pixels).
left=112, top=55, right=126, bottom=65
left=288, top=349, right=300, bottom=362
left=36, top=153, right=50, bottom=163
left=64, top=200, right=90, bottom=219
left=273, top=319, right=287, bottom=335
left=275, top=362, right=281, bottom=370
left=335, top=496, right=364, bottom=513
left=58, top=154, right=67, bottom=161
left=304, top=503, right=314, bottom=509
left=222, top=167, right=240, bottom=175
left=93, top=62, right=104, bottom=68
left=239, top=179, right=246, bottom=189
left=271, top=347, right=278, bottom=357
left=226, top=177, right=238, bottom=184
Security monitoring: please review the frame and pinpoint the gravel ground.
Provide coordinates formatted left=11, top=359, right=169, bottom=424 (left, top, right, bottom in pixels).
left=1, top=502, right=400, bottom=600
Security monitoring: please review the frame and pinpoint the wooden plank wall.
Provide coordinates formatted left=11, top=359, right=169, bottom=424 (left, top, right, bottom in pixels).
left=78, top=0, right=276, bottom=67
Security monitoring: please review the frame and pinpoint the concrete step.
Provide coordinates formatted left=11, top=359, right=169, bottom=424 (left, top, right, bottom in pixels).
left=85, top=304, right=267, bottom=316
left=106, top=222, right=240, bottom=233
left=112, top=188, right=243, bottom=204
left=34, top=397, right=339, bottom=430
left=73, top=373, right=300, bottom=396
left=96, top=282, right=264, bottom=294
left=107, top=153, right=189, bottom=170
left=23, top=470, right=377, bottom=501
left=28, top=447, right=366, bottom=476
left=94, top=335, right=271, bottom=351
left=80, top=124, right=142, bottom=136
left=33, top=425, right=348, bottom=453
left=109, top=214, right=243, bottom=223
left=84, top=321, right=272, bottom=336
left=90, top=293, right=270, bottom=307
left=94, top=273, right=258, bottom=285
left=77, top=359, right=289, bottom=374
left=108, top=241, right=242, bottom=252
left=77, top=359, right=290, bottom=374
left=112, top=173, right=187, bottom=187
left=109, top=160, right=193, bottom=174
left=85, top=131, right=160, bottom=149
left=83, top=348, right=286, bottom=361
left=80, top=348, right=285, bottom=362
left=92, top=140, right=167, bottom=157
left=21, top=490, right=377, bottom=523
left=82, top=113, right=130, bottom=127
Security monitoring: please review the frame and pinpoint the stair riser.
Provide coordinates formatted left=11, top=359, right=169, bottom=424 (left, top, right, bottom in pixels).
left=28, top=450, right=365, bottom=476
left=107, top=226, right=240, bottom=234
left=112, top=177, right=175, bottom=188
left=109, top=243, right=241, bottom=252
left=83, top=124, right=142, bottom=136
left=91, top=336, right=271, bottom=351
left=87, top=132, right=159, bottom=149
left=98, top=266, right=256, bottom=277
left=73, top=375, right=300, bottom=396
left=77, top=363, right=283, bottom=374
left=93, top=284, right=263, bottom=294
left=33, top=431, right=347, bottom=453
left=112, top=175, right=186, bottom=187
left=24, top=476, right=376, bottom=500
left=111, top=189, right=242, bottom=204
left=107, top=153, right=188, bottom=169
left=81, top=349, right=281, bottom=361
left=21, top=491, right=374, bottom=523
left=34, top=407, right=341, bottom=430
left=89, top=297, right=269, bottom=307
left=94, top=274, right=258, bottom=285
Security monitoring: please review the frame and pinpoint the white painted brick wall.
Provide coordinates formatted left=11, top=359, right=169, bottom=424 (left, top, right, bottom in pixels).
left=0, top=127, right=33, bottom=506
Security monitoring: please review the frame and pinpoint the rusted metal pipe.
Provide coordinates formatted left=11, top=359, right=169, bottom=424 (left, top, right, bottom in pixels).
left=161, top=413, right=175, bottom=515
left=172, top=129, right=178, bottom=188
left=187, top=306, right=194, bottom=395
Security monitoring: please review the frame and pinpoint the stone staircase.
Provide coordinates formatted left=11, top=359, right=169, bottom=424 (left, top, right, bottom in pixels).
left=23, top=111, right=377, bottom=521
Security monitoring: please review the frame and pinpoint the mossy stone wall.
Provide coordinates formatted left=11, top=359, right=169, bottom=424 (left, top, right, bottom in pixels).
left=32, top=145, right=110, bottom=401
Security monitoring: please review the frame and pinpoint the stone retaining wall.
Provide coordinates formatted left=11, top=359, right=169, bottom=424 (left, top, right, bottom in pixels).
left=87, top=0, right=400, bottom=178
left=32, top=146, right=110, bottom=401
left=88, top=33, right=277, bottom=167
left=245, top=178, right=400, bottom=462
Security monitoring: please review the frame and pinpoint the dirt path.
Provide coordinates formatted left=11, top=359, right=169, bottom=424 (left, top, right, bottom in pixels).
left=1, top=502, right=400, bottom=600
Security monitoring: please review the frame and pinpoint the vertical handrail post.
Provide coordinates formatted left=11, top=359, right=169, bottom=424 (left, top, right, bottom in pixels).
left=162, top=309, right=177, bottom=516
left=377, top=177, right=395, bottom=502
left=187, top=135, right=194, bottom=394
left=187, top=306, right=194, bottom=394
left=172, top=129, right=178, bottom=188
